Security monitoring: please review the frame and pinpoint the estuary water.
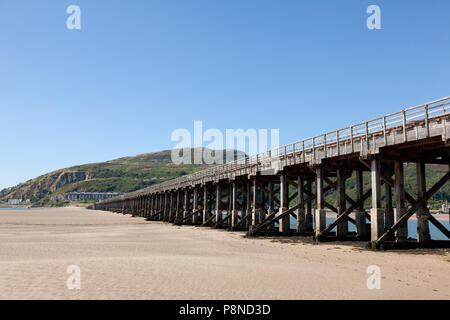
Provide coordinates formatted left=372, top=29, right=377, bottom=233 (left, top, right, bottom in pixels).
left=288, top=216, right=450, bottom=240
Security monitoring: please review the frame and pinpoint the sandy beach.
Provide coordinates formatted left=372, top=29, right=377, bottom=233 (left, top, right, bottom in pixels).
left=0, top=207, right=449, bottom=300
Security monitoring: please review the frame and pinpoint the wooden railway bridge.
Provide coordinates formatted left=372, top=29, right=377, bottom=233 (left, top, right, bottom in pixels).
left=94, top=97, right=450, bottom=249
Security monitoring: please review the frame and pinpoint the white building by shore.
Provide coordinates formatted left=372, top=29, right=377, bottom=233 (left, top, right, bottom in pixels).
left=7, top=199, right=22, bottom=205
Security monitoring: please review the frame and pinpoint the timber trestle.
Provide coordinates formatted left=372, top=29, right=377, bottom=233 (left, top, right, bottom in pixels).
left=94, top=97, right=450, bottom=250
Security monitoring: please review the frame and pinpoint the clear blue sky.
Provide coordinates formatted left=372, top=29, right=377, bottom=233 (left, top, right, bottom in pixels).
left=1, top=0, right=449, bottom=190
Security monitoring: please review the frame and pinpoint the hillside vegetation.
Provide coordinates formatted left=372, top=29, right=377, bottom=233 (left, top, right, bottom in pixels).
left=1, top=149, right=449, bottom=209
left=0, top=149, right=244, bottom=205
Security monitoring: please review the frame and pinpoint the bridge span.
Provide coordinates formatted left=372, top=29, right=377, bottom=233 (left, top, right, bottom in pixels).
left=94, top=97, right=450, bottom=249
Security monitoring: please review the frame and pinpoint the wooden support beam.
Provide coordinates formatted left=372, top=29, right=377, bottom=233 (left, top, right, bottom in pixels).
left=371, top=158, right=385, bottom=242
left=162, top=194, right=166, bottom=220
left=355, top=170, right=368, bottom=238
left=145, top=196, right=148, bottom=217
left=305, top=180, right=314, bottom=231
left=148, top=196, right=153, bottom=217
left=231, top=182, right=239, bottom=228
left=202, top=187, right=209, bottom=224
left=152, top=194, right=156, bottom=219
left=324, top=201, right=337, bottom=213
left=176, top=191, right=182, bottom=222
left=336, top=169, right=348, bottom=237
left=259, top=185, right=271, bottom=196
left=227, top=184, right=232, bottom=226
left=416, top=161, right=431, bottom=242
left=267, top=180, right=274, bottom=231
left=216, top=211, right=232, bottom=227
left=248, top=202, right=304, bottom=236
left=233, top=211, right=252, bottom=229
left=317, top=189, right=371, bottom=239
left=296, top=176, right=306, bottom=232
left=323, top=175, right=357, bottom=207
left=239, top=183, right=247, bottom=226
left=148, top=196, right=152, bottom=218
left=248, top=179, right=320, bottom=236
left=154, top=195, right=159, bottom=219
left=245, top=182, right=251, bottom=229
left=385, top=183, right=394, bottom=230
left=192, top=188, right=199, bottom=224
left=303, top=183, right=330, bottom=200
left=376, top=170, right=450, bottom=244
left=288, top=192, right=297, bottom=204
left=258, top=182, right=266, bottom=224
left=394, top=160, right=408, bottom=242
left=181, top=211, right=194, bottom=223
left=360, top=159, right=416, bottom=205
left=252, top=179, right=260, bottom=227
left=146, top=196, right=151, bottom=218
left=183, top=189, right=189, bottom=221
left=215, top=184, right=222, bottom=225
left=316, top=168, right=324, bottom=210
left=202, top=212, right=216, bottom=226
left=278, top=174, right=290, bottom=233
left=428, top=215, right=450, bottom=239
left=315, top=167, right=327, bottom=236
left=156, top=195, right=160, bottom=219
left=148, top=209, right=164, bottom=221
left=170, top=192, right=175, bottom=221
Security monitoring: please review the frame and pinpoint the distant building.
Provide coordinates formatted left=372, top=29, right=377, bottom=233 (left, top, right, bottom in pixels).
left=441, top=200, right=449, bottom=213
left=65, top=192, right=122, bottom=201
left=7, top=199, right=22, bottom=205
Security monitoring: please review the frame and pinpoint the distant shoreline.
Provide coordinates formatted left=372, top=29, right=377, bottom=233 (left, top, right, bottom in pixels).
left=0, top=205, right=33, bottom=209
left=0, top=204, right=89, bottom=209
left=1, top=205, right=448, bottom=221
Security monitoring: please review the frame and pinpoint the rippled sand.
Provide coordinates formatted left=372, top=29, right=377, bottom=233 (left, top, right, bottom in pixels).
left=0, top=207, right=448, bottom=300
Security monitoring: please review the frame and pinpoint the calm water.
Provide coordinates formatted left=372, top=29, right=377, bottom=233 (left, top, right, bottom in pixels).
left=288, top=216, right=450, bottom=241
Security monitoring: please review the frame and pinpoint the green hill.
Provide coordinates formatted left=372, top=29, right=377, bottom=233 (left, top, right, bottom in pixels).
left=1, top=149, right=448, bottom=210
left=0, top=148, right=244, bottom=206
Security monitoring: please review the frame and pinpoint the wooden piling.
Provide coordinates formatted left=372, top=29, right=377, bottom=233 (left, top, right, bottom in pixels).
left=370, top=158, right=385, bottom=243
